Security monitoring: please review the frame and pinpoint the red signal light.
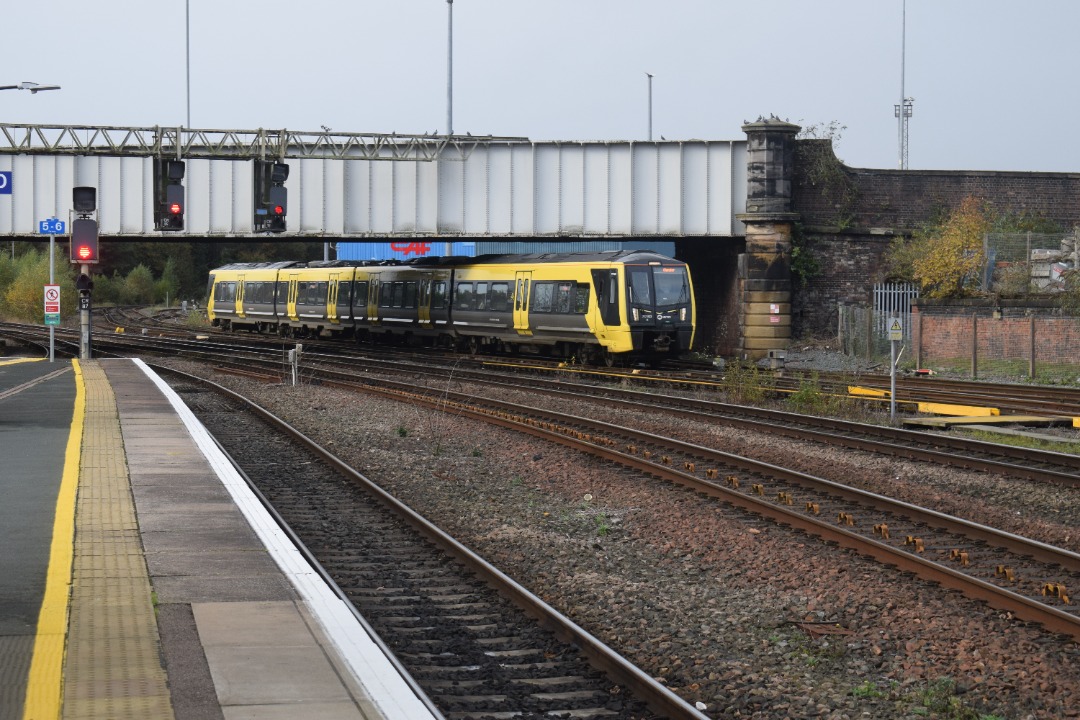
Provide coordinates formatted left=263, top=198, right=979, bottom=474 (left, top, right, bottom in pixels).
left=169, top=202, right=182, bottom=215
left=273, top=205, right=284, bottom=215
left=77, top=244, right=93, bottom=261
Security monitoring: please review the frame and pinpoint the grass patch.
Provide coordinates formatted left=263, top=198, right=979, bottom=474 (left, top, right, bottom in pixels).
left=954, top=428, right=1080, bottom=455
left=722, top=362, right=774, bottom=404
left=923, top=357, right=1080, bottom=385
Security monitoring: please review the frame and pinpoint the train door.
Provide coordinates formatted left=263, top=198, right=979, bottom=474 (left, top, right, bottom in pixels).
left=418, top=279, right=432, bottom=327
left=235, top=274, right=246, bottom=318
left=591, top=268, right=621, bottom=326
left=287, top=274, right=299, bottom=321
left=368, top=277, right=380, bottom=325
left=327, top=273, right=339, bottom=323
left=513, top=271, right=532, bottom=335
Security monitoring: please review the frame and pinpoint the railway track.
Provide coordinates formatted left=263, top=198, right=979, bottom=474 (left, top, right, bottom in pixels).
left=241, top=365, right=1080, bottom=643
left=4, top=321, right=1077, bottom=485
left=159, top=366, right=709, bottom=720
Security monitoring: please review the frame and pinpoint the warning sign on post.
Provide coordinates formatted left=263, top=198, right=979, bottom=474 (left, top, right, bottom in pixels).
left=888, top=318, right=903, bottom=342
left=44, top=284, right=60, bottom=314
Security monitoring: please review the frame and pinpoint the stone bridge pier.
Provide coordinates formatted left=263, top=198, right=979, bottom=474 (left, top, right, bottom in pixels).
left=736, top=117, right=799, bottom=359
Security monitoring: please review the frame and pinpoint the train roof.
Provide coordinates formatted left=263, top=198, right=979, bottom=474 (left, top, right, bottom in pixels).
left=209, top=250, right=684, bottom=276
left=407, top=249, right=683, bottom=266
left=209, top=261, right=303, bottom=272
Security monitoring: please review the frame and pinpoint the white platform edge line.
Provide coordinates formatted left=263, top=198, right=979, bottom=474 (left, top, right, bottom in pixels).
left=131, top=359, right=437, bottom=720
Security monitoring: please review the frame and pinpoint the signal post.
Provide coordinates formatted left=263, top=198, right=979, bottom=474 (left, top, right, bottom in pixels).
left=70, top=187, right=99, bottom=359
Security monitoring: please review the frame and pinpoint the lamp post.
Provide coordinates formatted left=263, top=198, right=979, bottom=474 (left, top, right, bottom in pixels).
left=186, top=0, right=191, bottom=127
left=645, top=72, right=654, bottom=141
left=446, top=0, right=454, bottom=136
left=2, top=81, right=61, bottom=358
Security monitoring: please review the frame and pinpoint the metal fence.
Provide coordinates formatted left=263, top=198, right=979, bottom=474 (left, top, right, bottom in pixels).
left=838, top=283, right=919, bottom=361
left=984, top=231, right=1078, bottom=293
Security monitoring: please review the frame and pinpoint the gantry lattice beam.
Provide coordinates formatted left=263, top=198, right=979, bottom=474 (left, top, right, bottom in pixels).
left=0, top=124, right=525, bottom=161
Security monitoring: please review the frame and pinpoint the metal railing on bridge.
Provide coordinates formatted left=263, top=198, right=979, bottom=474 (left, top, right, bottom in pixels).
left=0, top=123, right=523, bottom=161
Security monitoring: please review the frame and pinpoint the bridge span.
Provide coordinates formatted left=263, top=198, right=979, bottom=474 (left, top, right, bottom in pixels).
left=0, top=124, right=746, bottom=240
left=0, top=118, right=798, bottom=359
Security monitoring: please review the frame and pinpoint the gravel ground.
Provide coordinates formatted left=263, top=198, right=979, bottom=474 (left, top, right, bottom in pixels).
left=158, top=355, right=1080, bottom=720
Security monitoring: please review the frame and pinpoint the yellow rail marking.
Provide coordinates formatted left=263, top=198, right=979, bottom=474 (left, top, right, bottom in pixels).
left=0, top=357, right=45, bottom=366
left=917, top=402, right=1000, bottom=417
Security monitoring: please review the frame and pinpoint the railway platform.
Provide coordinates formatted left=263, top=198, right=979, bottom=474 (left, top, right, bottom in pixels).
left=0, top=356, right=438, bottom=720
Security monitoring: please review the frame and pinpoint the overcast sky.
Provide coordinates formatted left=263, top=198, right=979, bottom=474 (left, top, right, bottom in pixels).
left=4, top=1, right=1078, bottom=172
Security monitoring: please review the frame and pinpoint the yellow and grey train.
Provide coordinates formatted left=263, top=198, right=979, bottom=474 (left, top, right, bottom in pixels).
left=206, top=250, right=695, bottom=365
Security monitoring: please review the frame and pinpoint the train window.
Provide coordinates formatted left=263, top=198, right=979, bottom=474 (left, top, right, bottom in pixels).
left=431, top=281, right=446, bottom=309
left=337, top=281, right=351, bottom=307
left=316, top=282, right=328, bottom=305
left=391, top=282, right=405, bottom=308
left=475, top=282, right=489, bottom=310
left=403, top=281, right=418, bottom=309
left=554, top=283, right=574, bottom=313
left=355, top=281, right=368, bottom=306
left=276, top=282, right=288, bottom=305
left=515, top=279, right=523, bottom=310
left=628, top=269, right=652, bottom=305
left=489, top=282, right=510, bottom=312
left=653, top=266, right=690, bottom=306
left=219, top=282, right=236, bottom=302
left=573, top=284, right=590, bottom=313
left=531, top=282, right=554, bottom=312
left=379, top=282, right=393, bottom=307
left=454, top=282, right=475, bottom=310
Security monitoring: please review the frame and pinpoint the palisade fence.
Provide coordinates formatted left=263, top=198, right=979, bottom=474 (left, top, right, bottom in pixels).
left=838, top=283, right=919, bottom=361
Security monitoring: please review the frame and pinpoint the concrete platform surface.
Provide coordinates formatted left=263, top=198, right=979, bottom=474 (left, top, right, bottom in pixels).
left=5, top=358, right=440, bottom=720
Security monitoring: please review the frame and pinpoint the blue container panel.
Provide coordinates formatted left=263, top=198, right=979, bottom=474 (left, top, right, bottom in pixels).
left=337, top=241, right=477, bottom=261
left=475, top=240, right=675, bottom=257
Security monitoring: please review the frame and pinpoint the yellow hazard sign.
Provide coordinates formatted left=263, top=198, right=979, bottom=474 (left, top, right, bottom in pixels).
left=888, top=318, right=903, bottom=341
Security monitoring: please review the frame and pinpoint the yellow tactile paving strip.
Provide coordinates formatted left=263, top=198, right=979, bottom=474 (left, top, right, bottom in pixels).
left=61, top=361, right=174, bottom=720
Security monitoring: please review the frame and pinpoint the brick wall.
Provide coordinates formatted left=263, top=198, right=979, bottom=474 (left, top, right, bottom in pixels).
left=793, top=140, right=1080, bottom=231
left=913, top=302, right=1080, bottom=366
left=791, top=139, right=1080, bottom=338
left=793, top=232, right=893, bottom=336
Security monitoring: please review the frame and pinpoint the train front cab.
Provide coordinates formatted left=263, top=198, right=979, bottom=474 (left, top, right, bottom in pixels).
left=623, top=258, right=695, bottom=357
left=587, top=256, right=694, bottom=363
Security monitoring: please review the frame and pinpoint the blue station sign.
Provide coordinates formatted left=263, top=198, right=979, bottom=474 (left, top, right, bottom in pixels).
left=0, top=171, right=11, bottom=195
left=38, top=218, right=66, bottom=234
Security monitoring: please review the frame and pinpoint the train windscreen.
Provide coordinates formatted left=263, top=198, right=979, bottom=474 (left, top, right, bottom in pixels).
left=628, top=266, right=690, bottom=308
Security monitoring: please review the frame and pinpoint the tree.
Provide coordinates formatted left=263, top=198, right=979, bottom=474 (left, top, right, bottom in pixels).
left=0, top=249, right=77, bottom=322
left=122, top=265, right=156, bottom=304
left=887, top=196, right=992, bottom=298
left=155, top=256, right=181, bottom=305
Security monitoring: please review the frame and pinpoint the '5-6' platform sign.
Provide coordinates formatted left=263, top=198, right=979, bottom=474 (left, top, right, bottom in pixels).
left=0, top=171, right=11, bottom=195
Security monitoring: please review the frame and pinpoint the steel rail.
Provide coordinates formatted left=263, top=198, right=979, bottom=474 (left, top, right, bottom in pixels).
left=302, top=372, right=1080, bottom=642
left=151, top=364, right=711, bottom=720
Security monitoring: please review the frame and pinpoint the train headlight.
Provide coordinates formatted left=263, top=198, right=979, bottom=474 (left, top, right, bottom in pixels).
left=680, top=308, right=686, bottom=321
left=632, top=307, right=639, bottom=321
